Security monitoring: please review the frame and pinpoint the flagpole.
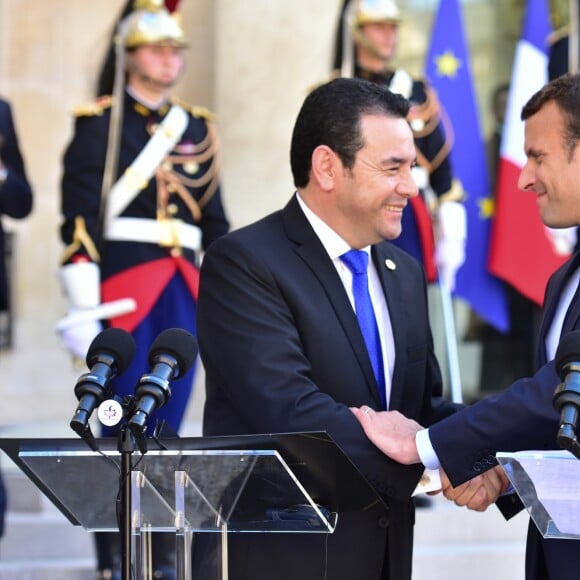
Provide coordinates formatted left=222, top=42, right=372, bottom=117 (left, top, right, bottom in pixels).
left=439, top=283, right=463, bottom=404
left=570, top=0, right=579, bottom=73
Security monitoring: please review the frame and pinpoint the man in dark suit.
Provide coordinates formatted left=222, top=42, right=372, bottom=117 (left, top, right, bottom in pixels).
left=0, top=96, right=33, bottom=541
left=197, top=77, right=503, bottom=580
left=351, top=73, right=580, bottom=580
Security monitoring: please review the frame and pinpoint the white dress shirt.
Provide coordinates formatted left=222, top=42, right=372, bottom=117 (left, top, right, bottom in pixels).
left=296, top=193, right=395, bottom=408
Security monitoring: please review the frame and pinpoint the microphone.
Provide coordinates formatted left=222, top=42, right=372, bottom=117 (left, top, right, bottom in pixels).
left=70, top=327, right=136, bottom=446
left=128, top=328, right=198, bottom=441
left=553, top=330, right=580, bottom=459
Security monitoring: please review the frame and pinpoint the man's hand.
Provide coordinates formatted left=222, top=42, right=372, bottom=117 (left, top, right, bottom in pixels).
left=350, top=407, right=422, bottom=464
left=440, top=466, right=510, bottom=512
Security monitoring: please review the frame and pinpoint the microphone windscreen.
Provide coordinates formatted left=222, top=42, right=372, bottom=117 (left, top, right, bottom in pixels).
left=148, top=328, right=198, bottom=377
left=85, top=327, right=137, bottom=374
left=555, top=330, right=580, bottom=379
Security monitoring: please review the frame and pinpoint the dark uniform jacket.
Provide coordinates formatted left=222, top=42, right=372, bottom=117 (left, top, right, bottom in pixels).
left=60, top=90, right=229, bottom=329
left=0, top=98, right=33, bottom=311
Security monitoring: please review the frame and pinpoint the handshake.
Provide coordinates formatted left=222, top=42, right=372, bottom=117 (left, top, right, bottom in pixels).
left=350, top=406, right=511, bottom=512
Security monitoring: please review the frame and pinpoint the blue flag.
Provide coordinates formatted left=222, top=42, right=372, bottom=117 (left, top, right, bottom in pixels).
left=425, top=0, right=509, bottom=332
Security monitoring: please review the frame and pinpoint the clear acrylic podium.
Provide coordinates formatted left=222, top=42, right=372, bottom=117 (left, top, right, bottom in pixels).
left=0, top=431, right=381, bottom=579
left=497, top=450, right=580, bottom=540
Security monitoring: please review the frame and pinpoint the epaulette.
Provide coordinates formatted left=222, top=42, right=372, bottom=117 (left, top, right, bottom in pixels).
left=170, top=97, right=216, bottom=122
left=548, top=24, right=569, bottom=47
left=72, top=95, right=113, bottom=117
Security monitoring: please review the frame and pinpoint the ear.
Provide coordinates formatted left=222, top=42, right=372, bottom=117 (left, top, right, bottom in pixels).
left=311, top=145, right=338, bottom=191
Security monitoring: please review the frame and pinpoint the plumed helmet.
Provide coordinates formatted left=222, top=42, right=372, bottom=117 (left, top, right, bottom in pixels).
left=337, top=0, right=401, bottom=77
left=119, top=0, right=188, bottom=49
left=350, top=0, right=401, bottom=29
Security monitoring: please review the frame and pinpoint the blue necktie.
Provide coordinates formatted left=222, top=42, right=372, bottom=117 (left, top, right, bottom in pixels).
left=340, top=249, right=386, bottom=409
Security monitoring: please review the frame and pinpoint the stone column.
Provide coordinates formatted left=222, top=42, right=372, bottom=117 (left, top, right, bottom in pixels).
left=214, top=0, right=342, bottom=228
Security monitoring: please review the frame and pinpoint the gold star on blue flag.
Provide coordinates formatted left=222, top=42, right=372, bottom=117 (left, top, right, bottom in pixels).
left=434, top=50, right=462, bottom=78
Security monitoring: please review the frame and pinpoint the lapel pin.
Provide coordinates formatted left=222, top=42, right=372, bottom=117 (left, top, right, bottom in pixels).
left=384, top=259, right=396, bottom=271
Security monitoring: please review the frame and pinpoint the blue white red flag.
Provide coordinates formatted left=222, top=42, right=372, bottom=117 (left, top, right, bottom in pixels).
left=489, top=0, right=569, bottom=306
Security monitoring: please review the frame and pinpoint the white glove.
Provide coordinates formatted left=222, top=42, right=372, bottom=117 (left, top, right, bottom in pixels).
left=411, top=166, right=437, bottom=211
left=435, top=201, right=467, bottom=293
left=59, top=308, right=102, bottom=361
left=57, top=261, right=102, bottom=362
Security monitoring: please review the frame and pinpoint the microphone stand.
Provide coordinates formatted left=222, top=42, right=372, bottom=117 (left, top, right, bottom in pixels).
left=116, top=394, right=150, bottom=580
left=70, top=417, right=141, bottom=579
left=553, top=365, right=580, bottom=460
left=118, top=424, right=139, bottom=580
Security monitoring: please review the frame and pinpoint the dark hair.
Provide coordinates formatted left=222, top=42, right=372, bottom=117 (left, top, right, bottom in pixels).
left=521, top=73, right=580, bottom=160
left=290, top=77, right=410, bottom=188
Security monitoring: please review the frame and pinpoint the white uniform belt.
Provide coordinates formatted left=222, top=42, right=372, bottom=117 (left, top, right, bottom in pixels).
left=104, top=217, right=202, bottom=252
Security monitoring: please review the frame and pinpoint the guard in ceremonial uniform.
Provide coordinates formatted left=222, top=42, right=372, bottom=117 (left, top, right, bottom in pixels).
left=0, top=95, right=33, bottom=545
left=335, top=0, right=466, bottom=290
left=58, top=1, right=229, bottom=578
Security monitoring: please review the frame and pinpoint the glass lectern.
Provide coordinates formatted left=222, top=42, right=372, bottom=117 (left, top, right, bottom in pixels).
left=497, top=449, right=580, bottom=540
left=0, top=431, right=382, bottom=579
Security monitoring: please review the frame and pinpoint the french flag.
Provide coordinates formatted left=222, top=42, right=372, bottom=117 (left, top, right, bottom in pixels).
left=488, top=0, right=569, bottom=306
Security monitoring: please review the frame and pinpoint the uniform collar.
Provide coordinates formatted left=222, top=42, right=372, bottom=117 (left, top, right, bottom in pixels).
left=126, top=87, right=171, bottom=117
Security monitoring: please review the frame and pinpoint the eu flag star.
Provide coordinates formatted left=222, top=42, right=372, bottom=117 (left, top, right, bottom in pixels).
left=434, top=50, right=462, bottom=78
left=478, top=196, right=495, bottom=219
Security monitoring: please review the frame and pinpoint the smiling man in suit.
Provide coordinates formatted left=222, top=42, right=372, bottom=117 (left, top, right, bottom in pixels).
left=351, top=72, right=580, bottom=580
left=196, top=77, right=503, bottom=580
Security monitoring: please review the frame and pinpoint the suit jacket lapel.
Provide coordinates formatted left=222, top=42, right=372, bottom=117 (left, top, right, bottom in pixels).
left=372, top=243, right=407, bottom=410
left=281, top=196, right=383, bottom=408
left=538, top=252, right=580, bottom=366
left=561, top=255, right=580, bottom=337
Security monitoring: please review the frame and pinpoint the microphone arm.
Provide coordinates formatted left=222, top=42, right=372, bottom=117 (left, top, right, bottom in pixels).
left=69, top=357, right=116, bottom=452
left=553, top=361, right=580, bottom=459
left=552, top=330, right=580, bottom=460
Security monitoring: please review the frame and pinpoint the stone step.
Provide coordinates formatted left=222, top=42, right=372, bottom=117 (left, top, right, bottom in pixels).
left=2, top=510, right=94, bottom=560
left=0, top=560, right=94, bottom=580
left=0, top=463, right=94, bottom=577
left=1, top=471, right=95, bottom=578
left=412, top=494, right=528, bottom=580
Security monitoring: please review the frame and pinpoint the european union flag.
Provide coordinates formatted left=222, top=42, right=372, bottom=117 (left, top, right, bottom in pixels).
left=426, top=0, right=509, bottom=332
